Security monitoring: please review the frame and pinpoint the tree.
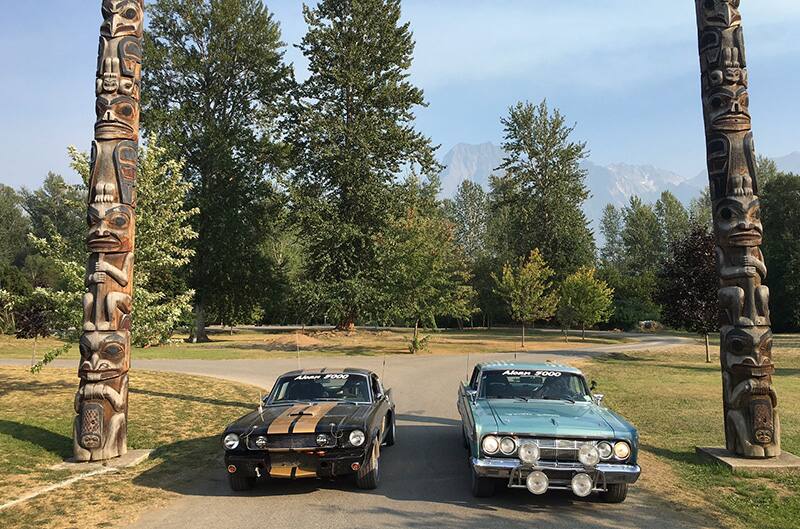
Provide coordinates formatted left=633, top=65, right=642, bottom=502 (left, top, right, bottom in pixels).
left=622, top=196, right=663, bottom=273
left=142, top=0, right=292, bottom=340
left=0, top=185, right=29, bottom=266
left=757, top=155, right=780, bottom=188
left=446, top=180, right=489, bottom=263
left=655, top=191, right=690, bottom=251
left=599, top=204, right=624, bottom=266
left=380, top=176, right=475, bottom=352
left=489, top=100, right=595, bottom=279
left=688, top=187, right=712, bottom=229
left=657, top=226, right=718, bottom=361
left=761, top=171, right=800, bottom=332
left=557, top=267, right=614, bottom=340
left=289, top=0, right=440, bottom=330
left=494, top=249, right=559, bottom=347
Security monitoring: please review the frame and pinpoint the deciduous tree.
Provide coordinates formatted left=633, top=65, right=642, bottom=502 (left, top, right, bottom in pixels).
left=557, top=267, right=614, bottom=340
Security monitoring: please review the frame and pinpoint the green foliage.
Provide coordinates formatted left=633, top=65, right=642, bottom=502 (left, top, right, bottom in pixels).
left=599, top=204, right=624, bottom=266
left=557, top=267, right=614, bottom=337
left=289, top=0, right=439, bottom=328
left=445, top=180, right=489, bottom=263
left=143, top=0, right=292, bottom=333
left=0, top=185, right=29, bottom=266
left=30, top=343, right=72, bottom=374
left=494, top=249, right=559, bottom=326
left=621, top=196, right=663, bottom=273
left=489, top=100, right=595, bottom=279
left=407, top=331, right=430, bottom=354
left=600, top=266, right=661, bottom=330
left=655, top=190, right=690, bottom=249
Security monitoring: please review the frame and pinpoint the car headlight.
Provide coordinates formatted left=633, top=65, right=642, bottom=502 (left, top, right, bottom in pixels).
left=499, top=436, right=517, bottom=455
left=578, top=443, right=600, bottom=466
left=223, top=433, right=240, bottom=450
left=481, top=435, right=500, bottom=455
left=597, top=441, right=613, bottom=460
left=518, top=442, right=540, bottom=464
left=613, top=441, right=631, bottom=460
left=349, top=430, right=366, bottom=447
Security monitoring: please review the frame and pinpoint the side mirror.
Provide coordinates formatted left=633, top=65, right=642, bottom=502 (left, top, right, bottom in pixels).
left=592, top=393, right=605, bottom=406
left=466, top=389, right=478, bottom=403
left=590, top=380, right=598, bottom=391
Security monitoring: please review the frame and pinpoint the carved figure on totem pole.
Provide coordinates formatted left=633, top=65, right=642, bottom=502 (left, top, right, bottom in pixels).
left=695, top=0, right=780, bottom=458
left=74, top=0, right=142, bottom=462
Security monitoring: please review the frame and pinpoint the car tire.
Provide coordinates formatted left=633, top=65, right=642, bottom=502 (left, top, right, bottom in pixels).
left=355, top=441, right=380, bottom=490
left=384, top=415, right=396, bottom=447
left=228, top=474, right=255, bottom=492
left=601, top=483, right=628, bottom=503
left=470, top=467, right=495, bottom=497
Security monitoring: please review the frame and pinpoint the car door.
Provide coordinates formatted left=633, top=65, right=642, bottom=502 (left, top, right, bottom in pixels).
left=370, top=374, right=390, bottom=441
left=458, top=366, right=481, bottom=447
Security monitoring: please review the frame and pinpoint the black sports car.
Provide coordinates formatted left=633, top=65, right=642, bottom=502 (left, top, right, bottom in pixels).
left=222, top=368, right=396, bottom=491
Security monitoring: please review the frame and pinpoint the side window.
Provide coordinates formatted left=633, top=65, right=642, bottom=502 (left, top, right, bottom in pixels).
left=371, top=375, right=382, bottom=398
left=469, top=367, right=481, bottom=389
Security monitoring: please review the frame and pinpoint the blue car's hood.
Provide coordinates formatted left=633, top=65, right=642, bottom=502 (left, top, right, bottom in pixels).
left=478, top=399, right=626, bottom=439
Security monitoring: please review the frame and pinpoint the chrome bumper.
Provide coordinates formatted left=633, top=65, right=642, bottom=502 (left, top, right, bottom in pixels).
left=471, top=457, right=641, bottom=487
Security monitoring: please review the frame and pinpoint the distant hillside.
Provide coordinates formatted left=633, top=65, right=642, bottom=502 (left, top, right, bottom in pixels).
left=438, top=142, right=504, bottom=196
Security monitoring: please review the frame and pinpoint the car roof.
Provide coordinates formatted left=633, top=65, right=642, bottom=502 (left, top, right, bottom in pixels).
left=279, top=367, right=376, bottom=378
left=476, top=361, right=583, bottom=376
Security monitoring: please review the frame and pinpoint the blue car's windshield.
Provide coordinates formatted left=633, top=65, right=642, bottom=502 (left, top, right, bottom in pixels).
left=479, top=369, right=589, bottom=402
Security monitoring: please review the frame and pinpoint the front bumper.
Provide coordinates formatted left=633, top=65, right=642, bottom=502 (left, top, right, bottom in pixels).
left=226, top=448, right=368, bottom=479
left=472, top=457, right=640, bottom=491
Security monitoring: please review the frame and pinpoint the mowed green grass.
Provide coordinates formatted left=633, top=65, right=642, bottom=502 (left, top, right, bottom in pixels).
left=0, top=366, right=262, bottom=529
left=582, top=337, right=800, bottom=529
left=0, top=327, right=628, bottom=361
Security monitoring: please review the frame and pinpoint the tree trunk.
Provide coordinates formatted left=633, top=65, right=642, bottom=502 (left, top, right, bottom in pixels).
left=413, top=319, right=419, bottom=352
left=189, top=301, right=210, bottom=343
left=336, top=314, right=356, bottom=332
left=705, top=333, right=711, bottom=363
left=582, top=325, right=586, bottom=341
left=521, top=324, right=525, bottom=348
left=31, top=335, right=37, bottom=367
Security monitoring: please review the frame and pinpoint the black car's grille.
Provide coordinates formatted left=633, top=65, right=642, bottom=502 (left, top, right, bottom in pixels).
left=246, top=434, right=335, bottom=450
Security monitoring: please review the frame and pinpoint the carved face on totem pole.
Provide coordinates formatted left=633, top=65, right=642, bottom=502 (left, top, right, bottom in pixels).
left=699, top=0, right=742, bottom=28
left=722, top=327, right=774, bottom=378
left=101, top=0, right=144, bottom=38
left=79, top=331, right=130, bottom=381
left=95, top=94, right=139, bottom=140
left=714, top=197, right=762, bottom=247
left=97, top=36, right=142, bottom=99
left=705, top=85, right=750, bottom=132
left=87, top=203, right=135, bottom=253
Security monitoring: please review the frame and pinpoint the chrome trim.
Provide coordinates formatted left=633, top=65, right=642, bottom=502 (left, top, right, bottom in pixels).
left=471, top=457, right=641, bottom=487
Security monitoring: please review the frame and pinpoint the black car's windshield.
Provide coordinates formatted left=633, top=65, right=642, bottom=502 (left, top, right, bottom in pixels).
left=479, top=369, right=589, bottom=402
left=270, top=373, right=371, bottom=403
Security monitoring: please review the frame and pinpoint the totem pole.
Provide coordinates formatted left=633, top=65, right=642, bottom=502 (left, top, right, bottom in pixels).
left=74, top=0, right=143, bottom=461
left=695, top=0, right=779, bottom=458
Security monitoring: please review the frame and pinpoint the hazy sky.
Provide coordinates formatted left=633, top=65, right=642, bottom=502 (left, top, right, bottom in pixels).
left=1, top=0, right=799, bottom=189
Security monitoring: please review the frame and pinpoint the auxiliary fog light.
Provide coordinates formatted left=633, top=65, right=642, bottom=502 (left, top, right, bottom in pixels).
left=571, top=473, right=594, bottom=498
left=254, top=436, right=268, bottom=449
left=316, top=434, right=330, bottom=447
left=578, top=443, right=600, bottom=467
left=526, top=471, right=549, bottom=495
left=518, top=442, right=540, bottom=464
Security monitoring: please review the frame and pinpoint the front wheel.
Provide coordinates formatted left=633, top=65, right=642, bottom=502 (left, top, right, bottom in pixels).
left=355, top=441, right=380, bottom=489
left=384, top=415, right=396, bottom=447
left=228, top=474, right=255, bottom=491
left=470, top=467, right=495, bottom=497
left=600, top=483, right=628, bottom=503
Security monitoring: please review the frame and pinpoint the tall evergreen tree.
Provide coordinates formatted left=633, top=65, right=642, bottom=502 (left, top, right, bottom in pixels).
left=621, top=196, right=663, bottom=273
left=290, top=0, right=439, bottom=330
left=599, top=204, right=624, bottom=266
left=142, top=0, right=292, bottom=340
left=654, top=190, right=690, bottom=251
left=489, top=100, right=595, bottom=279
left=446, top=179, right=489, bottom=263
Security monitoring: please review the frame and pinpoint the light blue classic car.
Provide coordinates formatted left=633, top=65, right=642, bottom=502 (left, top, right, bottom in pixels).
left=457, top=362, right=641, bottom=502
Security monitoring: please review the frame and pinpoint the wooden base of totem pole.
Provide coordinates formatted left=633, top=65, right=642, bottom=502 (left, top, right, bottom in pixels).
left=696, top=447, right=800, bottom=475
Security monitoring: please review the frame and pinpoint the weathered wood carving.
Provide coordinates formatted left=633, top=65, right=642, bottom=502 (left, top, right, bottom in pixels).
left=74, top=0, right=143, bottom=461
left=695, top=0, right=780, bottom=458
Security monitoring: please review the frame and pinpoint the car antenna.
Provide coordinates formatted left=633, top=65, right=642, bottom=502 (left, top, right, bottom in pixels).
left=258, top=391, right=264, bottom=419
left=466, top=350, right=470, bottom=381
left=382, top=353, right=387, bottom=381
left=296, top=329, right=301, bottom=370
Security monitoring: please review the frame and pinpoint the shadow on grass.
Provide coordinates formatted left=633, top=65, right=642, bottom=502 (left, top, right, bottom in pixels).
left=128, top=388, right=253, bottom=409
left=0, top=373, right=74, bottom=397
left=640, top=443, right=708, bottom=466
left=0, top=420, right=72, bottom=459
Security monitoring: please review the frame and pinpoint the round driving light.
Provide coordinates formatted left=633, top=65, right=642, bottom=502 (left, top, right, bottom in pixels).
left=349, top=430, right=366, bottom=447
left=500, top=437, right=517, bottom=455
left=597, top=441, right=613, bottom=460
left=481, top=435, right=500, bottom=455
left=571, top=473, right=594, bottom=497
left=578, top=444, right=600, bottom=467
left=518, top=442, right=540, bottom=464
left=613, top=441, right=631, bottom=460
left=316, top=434, right=330, bottom=447
left=223, top=433, right=240, bottom=450
left=526, top=471, right=549, bottom=495
left=254, top=436, right=268, bottom=449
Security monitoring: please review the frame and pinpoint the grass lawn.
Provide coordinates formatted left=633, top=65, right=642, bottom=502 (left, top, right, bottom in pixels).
left=580, top=336, right=800, bottom=529
left=0, top=366, right=260, bottom=529
left=0, top=327, right=629, bottom=361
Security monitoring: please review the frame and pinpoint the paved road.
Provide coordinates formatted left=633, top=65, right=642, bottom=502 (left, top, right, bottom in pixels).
left=5, top=334, right=717, bottom=528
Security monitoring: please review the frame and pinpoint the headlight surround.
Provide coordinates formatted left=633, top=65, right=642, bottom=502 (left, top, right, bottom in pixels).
left=481, top=435, right=500, bottom=455
left=578, top=443, right=601, bottom=467
left=349, top=429, right=366, bottom=447
left=499, top=436, right=517, bottom=455
left=597, top=441, right=613, bottom=460
left=518, top=442, right=540, bottom=464
left=613, top=441, right=631, bottom=460
left=223, top=433, right=240, bottom=450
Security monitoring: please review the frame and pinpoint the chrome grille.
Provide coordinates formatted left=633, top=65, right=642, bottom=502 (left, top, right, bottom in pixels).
left=246, top=434, right=319, bottom=450
left=522, top=438, right=599, bottom=462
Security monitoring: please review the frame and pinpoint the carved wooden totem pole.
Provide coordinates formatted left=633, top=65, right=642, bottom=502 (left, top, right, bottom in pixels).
left=695, top=0, right=780, bottom=458
left=74, top=0, right=143, bottom=461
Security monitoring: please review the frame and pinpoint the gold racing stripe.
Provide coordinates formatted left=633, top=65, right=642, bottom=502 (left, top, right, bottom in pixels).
left=291, top=402, right=339, bottom=434
left=267, top=404, right=309, bottom=435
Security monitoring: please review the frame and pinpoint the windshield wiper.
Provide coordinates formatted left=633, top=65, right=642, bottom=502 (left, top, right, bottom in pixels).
left=514, top=396, right=530, bottom=402
left=541, top=396, right=576, bottom=404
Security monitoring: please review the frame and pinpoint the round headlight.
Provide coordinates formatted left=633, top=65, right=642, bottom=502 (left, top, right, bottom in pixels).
left=349, top=430, right=366, bottom=447
left=499, top=437, right=517, bottom=455
left=481, top=435, right=500, bottom=455
left=526, top=471, right=549, bottom=494
left=316, top=433, right=330, bottom=447
left=254, top=436, right=268, bottom=449
left=597, top=441, right=613, bottom=460
left=578, top=444, right=600, bottom=467
left=223, top=433, right=240, bottom=450
left=571, top=473, right=594, bottom=497
left=518, top=442, right=540, bottom=464
left=613, top=441, right=631, bottom=460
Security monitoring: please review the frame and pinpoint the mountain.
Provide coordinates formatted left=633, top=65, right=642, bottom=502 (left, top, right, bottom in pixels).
left=774, top=151, right=800, bottom=174
left=438, top=142, right=504, bottom=196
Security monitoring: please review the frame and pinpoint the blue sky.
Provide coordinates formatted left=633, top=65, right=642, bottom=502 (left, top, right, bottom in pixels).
left=1, top=0, right=799, bottom=189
